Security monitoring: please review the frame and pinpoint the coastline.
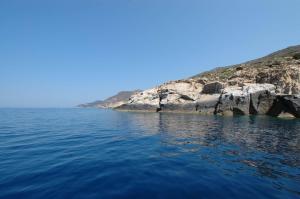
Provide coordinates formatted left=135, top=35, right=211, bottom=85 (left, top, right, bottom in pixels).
left=113, top=107, right=300, bottom=119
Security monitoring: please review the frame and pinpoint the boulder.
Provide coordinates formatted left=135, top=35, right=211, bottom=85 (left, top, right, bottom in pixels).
left=202, top=82, right=224, bottom=94
left=215, top=88, right=251, bottom=115
left=196, top=94, right=220, bottom=114
left=159, top=80, right=203, bottom=101
left=215, top=84, right=276, bottom=115
left=250, top=90, right=277, bottom=115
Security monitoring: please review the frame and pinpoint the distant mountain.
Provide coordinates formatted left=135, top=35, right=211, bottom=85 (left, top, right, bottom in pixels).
left=78, top=90, right=142, bottom=108
left=77, top=100, right=104, bottom=108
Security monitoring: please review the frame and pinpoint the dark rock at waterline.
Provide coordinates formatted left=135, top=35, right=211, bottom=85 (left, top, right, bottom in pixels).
left=215, top=93, right=251, bottom=115
left=117, top=93, right=300, bottom=118
left=268, top=95, right=300, bottom=118
left=282, top=95, right=300, bottom=117
left=213, top=84, right=276, bottom=116
left=160, top=103, right=197, bottom=112
left=116, top=103, right=160, bottom=112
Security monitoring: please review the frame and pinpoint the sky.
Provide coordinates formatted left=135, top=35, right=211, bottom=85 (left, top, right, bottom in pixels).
left=0, top=0, right=300, bottom=108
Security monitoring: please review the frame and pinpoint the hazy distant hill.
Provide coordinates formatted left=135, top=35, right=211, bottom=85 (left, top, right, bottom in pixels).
left=78, top=90, right=141, bottom=108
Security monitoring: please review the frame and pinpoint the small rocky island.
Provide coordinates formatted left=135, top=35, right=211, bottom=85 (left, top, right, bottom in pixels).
left=115, top=45, right=300, bottom=118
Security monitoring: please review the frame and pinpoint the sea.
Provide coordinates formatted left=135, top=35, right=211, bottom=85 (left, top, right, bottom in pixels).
left=0, top=108, right=299, bottom=199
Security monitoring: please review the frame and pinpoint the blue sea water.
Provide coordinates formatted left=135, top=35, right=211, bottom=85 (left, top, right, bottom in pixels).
left=0, top=108, right=299, bottom=199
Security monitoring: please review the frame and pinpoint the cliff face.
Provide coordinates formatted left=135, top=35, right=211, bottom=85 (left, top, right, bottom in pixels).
left=116, top=45, right=300, bottom=118
left=78, top=90, right=141, bottom=108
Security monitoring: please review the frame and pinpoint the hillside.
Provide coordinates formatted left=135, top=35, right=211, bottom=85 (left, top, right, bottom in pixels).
left=192, top=45, right=300, bottom=94
left=116, top=45, right=300, bottom=118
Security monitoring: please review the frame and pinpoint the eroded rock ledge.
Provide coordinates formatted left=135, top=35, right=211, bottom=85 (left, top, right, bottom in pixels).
left=116, top=81, right=300, bottom=118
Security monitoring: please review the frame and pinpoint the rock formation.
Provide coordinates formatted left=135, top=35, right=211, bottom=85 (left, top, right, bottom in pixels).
left=215, top=84, right=276, bottom=115
left=116, top=45, right=300, bottom=118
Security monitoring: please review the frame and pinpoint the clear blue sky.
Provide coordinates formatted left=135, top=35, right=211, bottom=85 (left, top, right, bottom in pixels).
left=1, top=0, right=300, bottom=107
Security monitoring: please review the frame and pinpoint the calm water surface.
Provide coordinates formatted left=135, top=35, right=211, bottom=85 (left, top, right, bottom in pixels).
left=0, top=108, right=299, bottom=199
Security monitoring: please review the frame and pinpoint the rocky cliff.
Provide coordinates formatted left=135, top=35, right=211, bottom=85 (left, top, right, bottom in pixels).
left=78, top=90, right=141, bottom=108
left=116, top=45, right=300, bottom=118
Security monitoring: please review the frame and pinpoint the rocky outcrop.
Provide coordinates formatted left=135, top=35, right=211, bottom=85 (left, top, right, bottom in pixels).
left=116, top=45, right=300, bottom=118
left=117, top=80, right=203, bottom=112
left=282, top=95, right=300, bottom=117
left=250, top=90, right=277, bottom=115
left=215, top=84, right=276, bottom=115
left=202, top=82, right=224, bottom=94
left=118, top=88, right=160, bottom=111
left=195, top=94, right=220, bottom=114
left=268, top=95, right=300, bottom=118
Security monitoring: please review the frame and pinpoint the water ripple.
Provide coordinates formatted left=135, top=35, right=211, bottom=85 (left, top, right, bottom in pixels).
left=0, top=109, right=299, bottom=199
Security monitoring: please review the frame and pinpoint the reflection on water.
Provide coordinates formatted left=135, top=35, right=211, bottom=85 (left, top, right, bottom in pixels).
left=119, top=112, right=300, bottom=195
left=0, top=109, right=299, bottom=199
left=123, top=112, right=300, bottom=155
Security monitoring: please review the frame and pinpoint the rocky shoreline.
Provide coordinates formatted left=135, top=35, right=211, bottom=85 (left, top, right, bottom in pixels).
left=115, top=45, right=300, bottom=118
left=116, top=83, right=300, bottom=118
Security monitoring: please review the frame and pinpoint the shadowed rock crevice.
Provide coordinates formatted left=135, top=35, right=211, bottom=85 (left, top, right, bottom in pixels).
left=267, top=95, right=300, bottom=118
